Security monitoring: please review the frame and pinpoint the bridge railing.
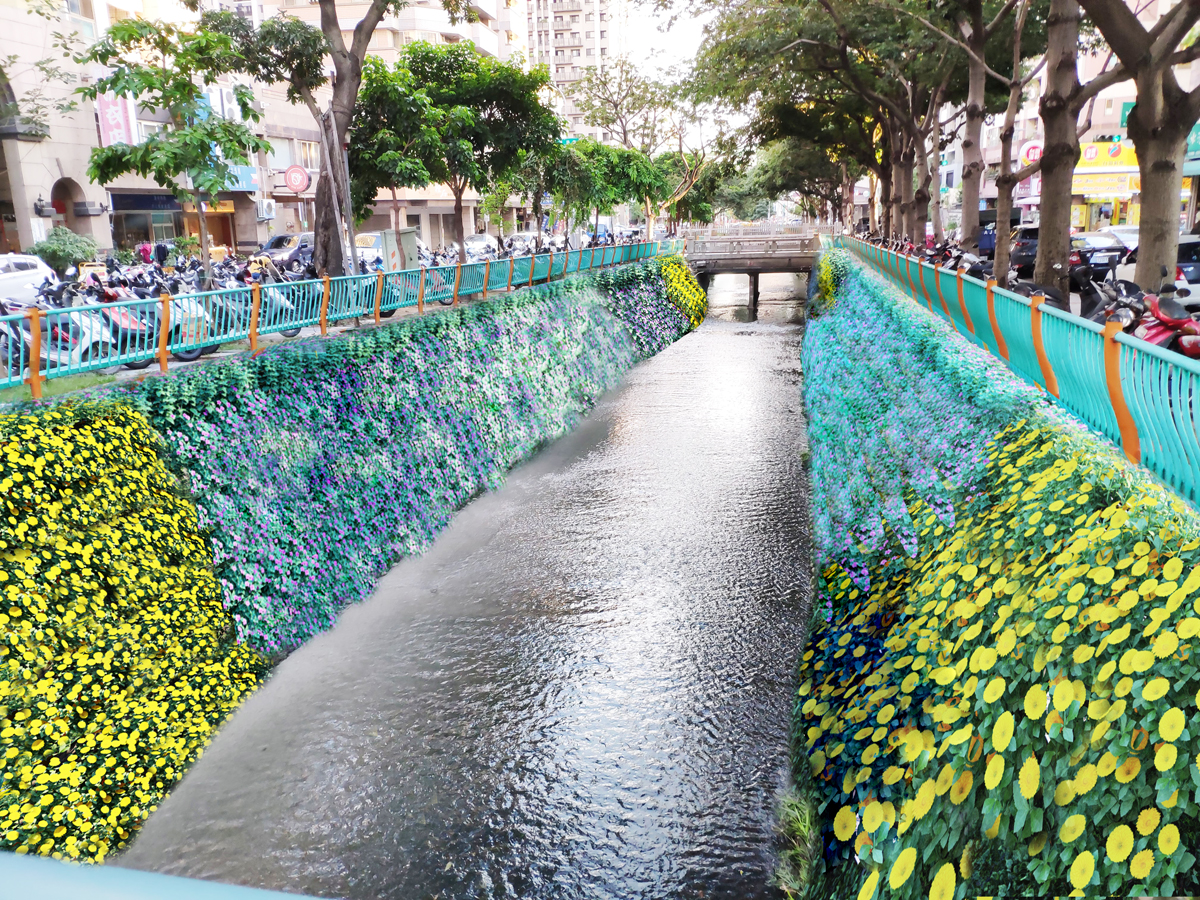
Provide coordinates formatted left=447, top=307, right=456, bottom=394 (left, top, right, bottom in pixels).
left=9, top=240, right=682, bottom=400
left=839, top=236, right=1200, bottom=506
left=683, top=224, right=838, bottom=238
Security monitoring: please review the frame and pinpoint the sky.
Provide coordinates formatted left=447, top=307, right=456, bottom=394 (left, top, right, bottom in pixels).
left=622, top=3, right=713, bottom=80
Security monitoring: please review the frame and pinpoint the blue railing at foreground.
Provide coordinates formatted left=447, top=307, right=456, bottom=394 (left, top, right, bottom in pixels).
left=839, top=237, right=1200, bottom=506
left=0, top=850, right=311, bottom=900
left=6, top=239, right=687, bottom=399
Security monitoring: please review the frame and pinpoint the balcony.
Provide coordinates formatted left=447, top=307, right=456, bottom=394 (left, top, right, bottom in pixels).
left=554, top=33, right=582, bottom=46
left=551, top=0, right=581, bottom=10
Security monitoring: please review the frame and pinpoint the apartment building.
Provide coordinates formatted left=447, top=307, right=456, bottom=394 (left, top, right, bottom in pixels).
left=525, top=0, right=627, bottom=141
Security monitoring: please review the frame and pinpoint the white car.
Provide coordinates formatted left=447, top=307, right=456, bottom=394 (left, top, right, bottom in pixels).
left=1098, top=225, right=1139, bottom=251
left=0, top=254, right=57, bottom=305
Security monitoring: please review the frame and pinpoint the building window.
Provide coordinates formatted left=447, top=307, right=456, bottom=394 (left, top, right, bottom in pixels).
left=554, top=15, right=562, bottom=22
left=599, top=11, right=605, bottom=19
left=599, top=30, right=605, bottom=37
left=267, top=138, right=292, bottom=168
left=572, top=48, right=580, bottom=56
left=298, top=140, right=320, bottom=169
left=585, top=30, right=592, bottom=37
left=65, top=0, right=95, bottom=38
left=586, top=47, right=594, bottom=55
left=555, top=49, right=564, bottom=57
left=570, top=14, right=578, bottom=21
left=151, top=211, right=177, bottom=242
left=585, top=12, right=592, bottom=19
left=138, top=120, right=164, bottom=142
left=600, top=47, right=607, bottom=55
left=1104, top=98, right=1114, bottom=114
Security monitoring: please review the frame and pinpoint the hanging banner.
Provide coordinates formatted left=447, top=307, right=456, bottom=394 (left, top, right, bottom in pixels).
left=97, top=93, right=134, bottom=147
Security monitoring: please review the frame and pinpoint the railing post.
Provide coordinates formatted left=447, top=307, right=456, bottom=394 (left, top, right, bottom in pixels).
left=373, top=269, right=384, bottom=323
left=506, top=258, right=515, bottom=292
left=249, top=283, right=262, bottom=353
left=1102, top=321, right=1141, bottom=464
left=417, top=267, right=426, bottom=314
left=157, top=294, right=171, bottom=374
left=482, top=259, right=490, bottom=299
left=25, top=308, right=42, bottom=399
left=956, top=267, right=975, bottom=335
left=319, top=275, right=331, bottom=336
left=917, top=260, right=934, bottom=312
left=452, top=263, right=462, bottom=307
left=528, top=256, right=535, bottom=287
left=548, top=251, right=555, bottom=281
left=985, top=278, right=1009, bottom=359
left=1029, top=294, right=1059, bottom=397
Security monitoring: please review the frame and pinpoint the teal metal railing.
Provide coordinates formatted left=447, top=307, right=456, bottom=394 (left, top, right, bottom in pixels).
left=841, top=236, right=1200, bottom=505
left=8, top=240, right=683, bottom=398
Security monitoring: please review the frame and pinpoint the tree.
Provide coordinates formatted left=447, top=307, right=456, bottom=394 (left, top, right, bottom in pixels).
left=1076, top=0, right=1200, bottom=288
left=400, top=41, right=560, bottom=261
left=571, top=57, right=673, bottom=154
left=27, top=226, right=96, bottom=276
left=76, top=18, right=270, bottom=285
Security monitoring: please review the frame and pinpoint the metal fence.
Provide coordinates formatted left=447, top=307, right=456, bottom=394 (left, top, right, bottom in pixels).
left=5, top=239, right=686, bottom=399
left=840, top=237, right=1200, bottom=506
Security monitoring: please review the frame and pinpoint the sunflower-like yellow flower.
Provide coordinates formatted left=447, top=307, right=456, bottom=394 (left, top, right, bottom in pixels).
left=1018, top=753, right=1040, bottom=799
left=1159, top=707, right=1185, bottom=742
left=929, top=861, right=956, bottom=900
left=983, top=677, right=1006, bottom=703
left=1069, top=850, right=1095, bottom=889
left=1074, top=763, right=1098, bottom=795
left=1060, top=814, right=1086, bottom=843
left=1129, top=848, right=1155, bottom=880
left=834, top=806, right=857, bottom=841
left=985, top=754, right=1005, bottom=790
left=1137, top=807, right=1161, bottom=836
left=856, top=870, right=879, bottom=900
left=1052, top=681, right=1075, bottom=713
left=992, top=711, right=1014, bottom=753
left=1028, top=832, right=1047, bottom=856
left=1106, top=824, right=1134, bottom=862
left=1159, top=823, right=1180, bottom=855
left=890, top=846, right=917, bottom=889
left=862, top=802, right=884, bottom=834
left=949, top=771, right=973, bottom=805
left=1143, top=677, right=1169, bottom=701
left=1115, top=757, right=1141, bottom=784
left=1156, top=743, right=1178, bottom=772
left=1025, top=684, right=1047, bottom=719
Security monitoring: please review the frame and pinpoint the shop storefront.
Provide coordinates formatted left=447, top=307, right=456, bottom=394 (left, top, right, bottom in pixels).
left=1070, top=141, right=1141, bottom=231
left=109, top=192, right=185, bottom=249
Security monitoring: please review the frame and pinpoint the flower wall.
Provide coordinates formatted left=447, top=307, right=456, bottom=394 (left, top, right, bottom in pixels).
left=799, top=259, right=1200, bottom=898
left=0, top=257, right=704, bottom=863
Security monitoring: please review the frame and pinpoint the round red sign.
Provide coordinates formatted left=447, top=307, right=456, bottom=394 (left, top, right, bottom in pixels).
left=284, top=165, right=311, bottom=193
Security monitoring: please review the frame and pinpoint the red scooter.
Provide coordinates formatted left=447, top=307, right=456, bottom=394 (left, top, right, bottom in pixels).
left=1133, top=288, right=1200, bottom=359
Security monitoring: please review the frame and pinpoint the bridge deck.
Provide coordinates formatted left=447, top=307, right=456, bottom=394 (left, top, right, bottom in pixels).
left=684, top=234, right=820, bottom=274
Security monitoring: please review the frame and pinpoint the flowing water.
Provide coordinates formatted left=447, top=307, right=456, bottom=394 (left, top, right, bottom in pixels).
left=120, top=303, right=814, bottom=900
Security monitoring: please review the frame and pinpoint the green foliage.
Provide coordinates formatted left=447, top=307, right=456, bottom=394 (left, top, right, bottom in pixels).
left=172, top=235, right=199, bottom=258
left=27, top=226, right=97, bottom=276
left=813, top=248, right=852, bottom=315
left=569, top=57, right=673, bottom=154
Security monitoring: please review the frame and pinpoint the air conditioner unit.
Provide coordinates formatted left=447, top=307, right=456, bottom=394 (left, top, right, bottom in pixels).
left=256, top=198, right=276, bottom=221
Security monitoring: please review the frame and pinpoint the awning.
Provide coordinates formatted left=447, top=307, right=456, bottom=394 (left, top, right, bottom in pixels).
left=1185, top=159, right=1200, bottom=177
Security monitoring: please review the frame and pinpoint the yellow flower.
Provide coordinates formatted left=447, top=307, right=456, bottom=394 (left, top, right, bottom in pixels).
left=985, top=754, right=1005, bottom=790
left=983, top=677, right=1006, bottom=703
left=1055, top=780, right=1077, bottom=807
left=883, top=766, right=905, bottom=785
left=1028, top=831, right=1047, bottom=856
left=1070, top=850, right=1095, bottom=889
left=1019, top=754, right=1040, bottom=799
left=929, top=861, right=956, bottom=900
left=1154, top=631, right=1180, bottom=658
left=856, top=870, right=879, bottom=900
left=889, top=846, right=917, bottom=889
left=1143, top=677, right=1169, bottom=701
left=834, top=806, right=857, bottom=841
left=1163, top=557, right=1184, bottom=581
left=1137, top=807, right=1161, bottom=836
left=1159, top=823, right=1180, bottom=855
left=1090, top=565, right=1114, bottom=584
left=1074, top=763, right=1098, bottom=795
left=1115, top=757, right=1141, bottom=784
left=1053, top=681, right=1075, bottom=712
left=862, top=801, right=884, bottom=834
left=1156, top=743, right=1178, bottom=772
left=1098, top=752, right=1119, bottom=777
left=949, top=771, right=973, bottom=805
left=1129, top=848, right=1155, bottom=880
left=1159, top=707, right=1185, bottom=742
left=1060, top=814, right=1086, bottom=843
left=992, top=711, right=1014, bottom=752
left=1107, top=824, right=1134, bottom=862
left=936, top=764, right=956, bottom=795
left=1024, top=684, right=1047, bottom=719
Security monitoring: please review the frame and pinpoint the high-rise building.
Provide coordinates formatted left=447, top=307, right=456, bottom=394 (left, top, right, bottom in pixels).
left=525, top=0, right=626, bottom=142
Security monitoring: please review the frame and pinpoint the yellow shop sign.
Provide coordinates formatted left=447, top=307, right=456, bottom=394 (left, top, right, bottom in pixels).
left=1072, top=172, right=1140, bottom=195
left=1076, top=141, right=1138, bottom=168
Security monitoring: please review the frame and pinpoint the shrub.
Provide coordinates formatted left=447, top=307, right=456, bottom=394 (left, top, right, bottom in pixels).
left=27, top=227, right=98, bottom=277
left=812, top=248, right=853, bottom=316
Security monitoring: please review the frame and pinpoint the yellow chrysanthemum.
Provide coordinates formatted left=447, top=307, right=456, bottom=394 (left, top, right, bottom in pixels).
left=983, top=677, right=1006, bottom=703
left=1137, top=807, right=1161, bottom=836
left=1098, top=752, right=1119, bottom=777
left=1115, top=757, right=1141, bottom=784
left=929, top=861, right=956, bottom=900
left=1107, top=824, right=1134, bottom=862
left=1143, top=677, right=1169, bottom=702
left=1154, top=631, right=1180, bottom=658
left=1074, top=763, right=1098, bottom=795
left=1018, top=754, right=1040, bottom=799
left=949, top=771, right=973, bottom=805
left=1055, top=780, right=1077, bottom=807
left=985, top=754, right=1005, bottom=790
left=936, top=764, right=957, bottom=795
left=889, top=846, right=917, bottom=889
left=856, top=870, right=879, bottom=900
left=1159, top=707, right=1186, bottom=742
left=1163, top=557, right=1184, bottom=581
left=1159, top=823, right=1180, bottom=855
left=1129, top=848, right=1155, bottom=880
left=1070, top=850, right=1095, bottom=890
left=862, top=802, right=884, bottom=834
left=1156, top=743, right=1178, bottom=772
left=1060, top=814, right=1086, bottom=843
left=1028, top=831, right=1047, bottom=856
left=985, top=812, right=1001, bottom=839
left=1053, top=681, right=1075, bottom=712
left=834, top=806, right=857, bottom=841
left=992, top=711, right=1014, bottom=753
left=883, top=766, right=905, bottom=785
left=1024, top=685, right=1047, bottom=720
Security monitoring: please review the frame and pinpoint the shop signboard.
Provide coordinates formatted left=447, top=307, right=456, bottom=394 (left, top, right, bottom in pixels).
left=284, top=165, right=311, bottom=193
left=1076, top=141, right=1137, bottom=168
left=1072, top=171, right=1140, bottom=195
left=225, top=165, right=259, bottom=192
left=97, top=94, right=134, bottom=147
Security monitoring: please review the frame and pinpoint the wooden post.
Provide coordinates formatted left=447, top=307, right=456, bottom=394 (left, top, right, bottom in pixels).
left=452, top=263, right=462, bottom=307
left=157, top=294, right=171, bottom=373
left=319, top=275, right=331, bottom=336
left=956, top=267, right=975, bottom=335
left=528, top=256, right=535, bottom=287
left=549, top=251, right=555, bottom=281
left=249, top=283, right=261, bottom=353
left=374, top=269, right=384, bottom=323
left=1030, top=294, right=1060, bottom=398
left=417, top=267, right=426, bottom=314
left=986, top=278, right=1009, bottom=360
left=917, top=260, right=934, bottom=312
left=25, top=308, right=42, bottom=400
left=506, top=258, right=515, bottom=292
left=1102, top=320, right=1141, bottom=464
left=482, top=259, right=490, bottom=299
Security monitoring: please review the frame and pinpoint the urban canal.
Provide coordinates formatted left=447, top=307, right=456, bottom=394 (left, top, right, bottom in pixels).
left=119, top=281, right=814, bottom=900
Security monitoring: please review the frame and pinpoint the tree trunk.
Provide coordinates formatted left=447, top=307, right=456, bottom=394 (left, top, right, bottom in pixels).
left=194, top=189, right=212, bottom=288
left=1033, top=0, right=1082, bottom=294
left=453, top=186, right=467, bottom=263
left=960, top=46, right=987, bottom=253
left=929, top=132, right=944, bottom=243
left=913, top=135, right=932, bottom=249
left=880, top=156, right=893, bottom=238
left=1127, top=100, right=1189, bottom=289
left=890, top=124, right=905, bottom=238
left=312, top=76, right=359, bottom=276
left=868, top=173, right=879, bottom=233
left=900, top=139, right=916, bottom=240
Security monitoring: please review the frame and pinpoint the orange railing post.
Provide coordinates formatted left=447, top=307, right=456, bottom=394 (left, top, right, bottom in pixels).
left=157, top=294, right=171, bottom=374
left=1102, top=321, right=1141, bottom=464
left=482, top=260, right=490, bottom=299
left=1029, top=294, right=1059, bottom=398
left=373, top=269, right=384, bottom=323
left=932, top=263, right=952, bottom=320
left=549, top=251, right=555, bottom=280
left=529, top=255, right=536, bottom=287
left=319, top=275, right=331, bottom=336
left=956, top=267, right=975, bottom=335
left=417, top=267, right=426, bottom=313
left=25, top=308, right=42, bottom=399
left=506, top=258, right=515, bottom=292
left=249, top=283, right=261, bottom=353
left=986, top=278, right=1009, bottom=360
left=452, top=263, right=462, bottom=307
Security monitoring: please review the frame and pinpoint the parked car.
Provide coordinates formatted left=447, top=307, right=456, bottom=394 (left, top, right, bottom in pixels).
left=258, top=232, right=314, bottom=272
left=1070, top=232, right=1127, bottom=271
left=464, top=233, right=499, bottom=255
left=0, top=254, right=57, bottom=304
left=1115, top=234, right=1200, bottom=289
left=1010, top=225, right=1040, bottom=277
left=1099, top=224, right=1140, bottom=250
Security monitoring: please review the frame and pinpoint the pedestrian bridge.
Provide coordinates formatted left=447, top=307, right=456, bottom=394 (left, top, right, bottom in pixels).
left=683, top=225, right=830, bottom=312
